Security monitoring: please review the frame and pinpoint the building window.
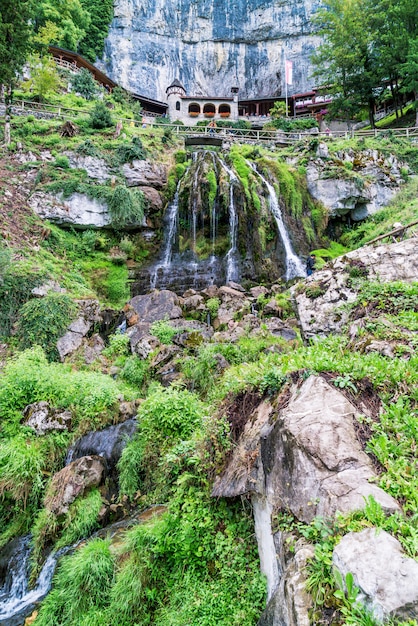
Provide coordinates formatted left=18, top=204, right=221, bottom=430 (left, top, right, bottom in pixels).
left=218, top=103, right=231, bottom=118
left=188, top=103, right=200, bottom=117
left=203, top=103, right=216, bottom=118
left=176, top=101, right=180, bottom=111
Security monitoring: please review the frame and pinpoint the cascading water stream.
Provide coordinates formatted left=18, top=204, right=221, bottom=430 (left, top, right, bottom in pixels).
left=250, top=163, right=306, bottom=280
left=149, top=182, right=181, bottom=289
left=0, top=536, right=69, bottom=625
left=217, top=156, right=239, bottom=283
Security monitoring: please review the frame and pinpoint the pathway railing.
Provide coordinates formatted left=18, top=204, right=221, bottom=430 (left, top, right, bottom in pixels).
left=2, top=99, right=418, bottom=144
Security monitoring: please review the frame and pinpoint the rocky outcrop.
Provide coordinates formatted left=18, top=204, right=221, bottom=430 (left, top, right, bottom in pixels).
left=213, top=375, right=398, bottom=521
left=45, top=456, right=106, bottom=516
left=333, top=528, right=418, bottom=621
left=57, top=299, right=101, bottom=361
left=129, top=289, right=183, bottom=322
left=212, top=374, right=401, bottom=622
left=23, top=401, right=72, bottom=435
left=29, top=191, right=111, bottom=228
left=123, top=160, right=168, bottom=188
left=102, top=0, right=322, bottom=101
left=64, top=152, right=111, bottom=183
left=306, top=148, right=405, bottom=221
left=293, top=238, right=418, bottom=340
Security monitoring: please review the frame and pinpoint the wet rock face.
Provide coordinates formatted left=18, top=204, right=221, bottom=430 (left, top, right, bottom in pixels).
left=102, top=0, right=323, bottom=101
left=66, top=419, right=138, bottom=469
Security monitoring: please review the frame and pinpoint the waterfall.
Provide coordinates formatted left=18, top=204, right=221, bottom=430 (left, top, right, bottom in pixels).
left=217, top=156, right=239, bottom=284
left=250, top=164, right=306, bottom=280
left=0, top=536, right=69, bottom=625
left=150, top=183, right=181, bottom=289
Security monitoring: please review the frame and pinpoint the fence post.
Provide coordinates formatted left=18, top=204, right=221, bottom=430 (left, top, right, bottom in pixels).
left=406, top=128, right=409, bottom=139
left=257, top=130, right=260, bottom=141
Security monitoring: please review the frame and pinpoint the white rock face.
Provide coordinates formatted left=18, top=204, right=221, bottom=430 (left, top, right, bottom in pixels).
left=101, top=0, right=323, bottom=101
left=29, top=191, right=111, bottom=228
left=333, top=528, right=418, bottom=621
left=293, top=238, right=418, bottom=340
left=64, top=153, right=111, bottom=183
left=306, top=148, right=405, bottom=221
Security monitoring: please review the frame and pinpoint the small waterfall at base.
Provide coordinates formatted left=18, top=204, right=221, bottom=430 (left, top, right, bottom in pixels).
left=250, top=164, right=306, bottom=281
left=217, top=156, right=240, bottom=284
left=0, top=536, right=69, bottom=626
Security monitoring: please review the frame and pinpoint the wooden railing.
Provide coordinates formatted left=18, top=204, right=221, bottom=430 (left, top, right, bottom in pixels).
left=2, top=99, right=418, bottom=144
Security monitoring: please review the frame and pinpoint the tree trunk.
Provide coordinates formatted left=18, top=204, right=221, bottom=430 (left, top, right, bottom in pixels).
left=3, top=83, right=12, bottom=145
left=368, top=98, right=375, bottom=129
left=415, top=91, right=418, bottom=127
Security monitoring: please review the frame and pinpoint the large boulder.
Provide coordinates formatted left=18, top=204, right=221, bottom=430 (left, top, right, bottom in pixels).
left=129, top=290, right=183, bottom=323
left=63, top=152, right=111, bottom=183
left=333, top=528, right=418, bottom=621
left=213, top=376, right=398, bottom=522
left=66, top=419, right=138, bottom=469
left=57, top=300, right=101, bottom=361
left=292, top=238, right=418, bottom=340
left=45, top=455, right=106, bottom=516
left=123, top=160, right=167, bottom=188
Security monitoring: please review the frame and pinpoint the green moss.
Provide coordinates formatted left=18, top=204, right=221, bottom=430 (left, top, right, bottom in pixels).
left=207, top=169, right=217, bottom=209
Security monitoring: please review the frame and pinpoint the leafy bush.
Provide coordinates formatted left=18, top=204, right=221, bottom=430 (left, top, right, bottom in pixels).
left=118, top=387, right=206, bottom=497
left=115, top=137, right=146, bottom=163
left=206, top=297, right=220, bottom=320
left=76, top=139, right=100, bottom=157
left=120, top=356, right=149, bottom=388
left=0, top=263, right=46, bottom=339
left=89, top=102, right=114, bottom=130
left=53, top=155, right=70, bottom=169
left=103, top=332, right=130, bottom=358
left=16, top=293, right=77, bottom=360
left=150, top=319, right=179, bottom=344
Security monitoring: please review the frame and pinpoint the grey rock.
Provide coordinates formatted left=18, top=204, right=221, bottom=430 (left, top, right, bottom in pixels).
left=31, top=280, right=66, bottom=297
left=66, top=419, right=138, bottom=468
left=102, top=0, right=322, bottom=102
left=129, top=290, right=183, bottom=322
left=64, top=152, right=111, bottom=183
left=293, top=239, right=418, bottom=340
left=333, top=528, right=418, bottom=621
left=45, top=455, right=106, bottom=515
left=140, top=186, right=164, bottom=210
left=123, top=160, right=167, bottom=188
left=250, top=286, right=269, bottom=299
left=57, top=331, right=85, bottom=361
left=23, top=401, right=72, bottom=435
left=212, top=376, right=399, bottom=521
left=29, top=191, right=111, bottom=228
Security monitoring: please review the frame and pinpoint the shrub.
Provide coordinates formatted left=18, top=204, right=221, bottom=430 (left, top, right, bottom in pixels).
left=115, top=137, right=146, bottom=163
left=89, top=102, right=114, bottom=130
left=108, top=186, right=145, bottom=228
left=206, top=297, right=220, bottom=320
left=0, top=263, right=46, bottom=339
left=53, top=155, right=70, bottom=169
left=71, top=68, right=98, bottom=100
left=16, top=293, right=78, bottom=360
left=150, top=319, right=178, bottom=344
left=102, top=332, right=130, bottom=358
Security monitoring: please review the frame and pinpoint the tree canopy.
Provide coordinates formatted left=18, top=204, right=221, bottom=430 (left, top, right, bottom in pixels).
left=312, top=0, right=418, bottom=126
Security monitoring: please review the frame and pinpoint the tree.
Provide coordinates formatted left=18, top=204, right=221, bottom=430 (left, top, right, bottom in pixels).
left=34, top=0, right=89, bottom=51
left=0, top=0, right=34, bottom=144
left=78, top=0, right=114, bottom=62
left=312, top=0, right=382, bottom=127
left=401, top=39, right=418, bottom=126
left=27, top=53, right=61, bottom=102
left=71, top=68, right=98, bottom=100
left=269, top=101, right=288, bottom=118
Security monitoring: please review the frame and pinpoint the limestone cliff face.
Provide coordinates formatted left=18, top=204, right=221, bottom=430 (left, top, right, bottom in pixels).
left=101, top=0, right=323, bottom=101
